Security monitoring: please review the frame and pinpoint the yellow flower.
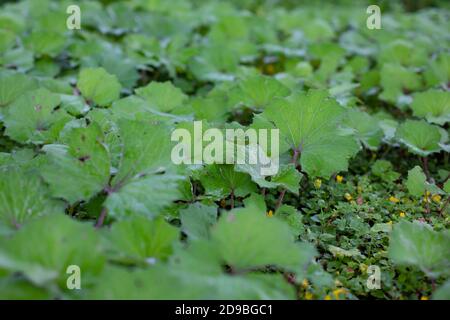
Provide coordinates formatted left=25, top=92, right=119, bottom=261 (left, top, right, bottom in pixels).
left=359, top=263, right=368, bottom=273
left=389, top=196, right=400, bottom=203
left=336, top=175, right=344, bottom=183
left=324, top=295, right=332, bottom=300
left=344, top=193, right=353, bottom=201
left=266, top=210, right=273, bottom=217
left=432, top=194, right=441, bottom=203
left=387, top=220, right=393, bottom=225
left=305, top=292, right=313, bottom=300
left=314, top=178, right=322, bottom=189
left=333, top=288, right=347, bottom=300
left=399, top=211, right=406, bottom=218
left=420, top=296, right=429, bottom=300
left=302, top=279, right=309, bottom=288
left=265, top=64, right=275, bottom=75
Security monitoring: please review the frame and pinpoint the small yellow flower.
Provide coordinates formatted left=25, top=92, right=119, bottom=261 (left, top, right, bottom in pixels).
left=425, top=191, right=431, bottom=197
left=305, top=292, right=313, bottom=300
left=399, top=211, right=406, bottom=218
left=324, top=295, right=332, bottom=300
left=266, top=210, right=273, bottom=217
left=344, top=193, right=353, bottom=201
left=389, top=196, right=400, bottom=203
left=314, top=178, right=322, bottom=189
left=420, top=296, right=429, bottom=300
left=336, top=175, right=344, bottom=183
left=302, top=279, right=309, bottom=288
left=387, top=220, right=393, bottom=225
left=333, top=288, right=347, bottom=300
left=359, top=263, right=368, bottom=273
left=432, top=194, right=441, bottom=203
left=265, top=64, right=275, bottom=75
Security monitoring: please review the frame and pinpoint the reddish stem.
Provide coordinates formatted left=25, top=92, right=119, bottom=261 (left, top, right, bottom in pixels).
left=95, top=207, right=108, bottom=229
left=275, top=148, right=300, bottom=210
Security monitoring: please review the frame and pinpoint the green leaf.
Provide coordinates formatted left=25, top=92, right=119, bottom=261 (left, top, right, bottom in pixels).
left=433, top=280, right=450, bottom=300
left=212, top=207, right=316, bottom=271
left=77, top=68, right=122, bottom=107
left=106, top=216, right=178, bottom=264
left=105, top=174, right=182, bottom=220
left=112, top=120, right=174, bottom=186
left=135, top=81, right=187, bottom=112
left=199, top=164, right=256, bottom=198
left=396, top=120, right=442, bottom=156
left=25, top=32, right=66, bottom=57
left=0, top=73, right=38, bottom=107
left=388, top=221, right=450, bottom=278
left=342, top=110, right=383, bottom=150
left=411, top=90, right=450, bottom=125
left=0, top=167, right=63, bottom=229
left=238, top=74, right=291, bottom=109
left=180, top=203, right=218, bottom=240
left=261, top=90, right=359, bottom=178
left=3, top=88, right=70, bottom=144
left=406, top=166, right=427, bottom=197
left=40, top=123, right=111, bottom=203
left=444, top=180, right=450, bottom=194
left=0, top=214, right=105, bottom=289
left=379, top=63, right=421, bottom=104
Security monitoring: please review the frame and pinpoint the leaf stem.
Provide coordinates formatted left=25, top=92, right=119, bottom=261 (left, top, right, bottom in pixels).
left=421, top=157, right=431, bottom=182
left=95, top=207, right=108, bottom=229
left=230, top=190, right=235, bottom=209
left=275, top=148, right=300, bottom=210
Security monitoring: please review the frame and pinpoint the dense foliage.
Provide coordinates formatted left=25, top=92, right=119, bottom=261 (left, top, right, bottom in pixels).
left=0, top=0, right=449, bottom=300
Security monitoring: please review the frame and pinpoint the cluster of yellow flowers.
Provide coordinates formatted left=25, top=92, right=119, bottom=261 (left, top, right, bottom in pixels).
left=422, top=191, right=442, bottom=204
left=389, top=196, right=400, bottom=203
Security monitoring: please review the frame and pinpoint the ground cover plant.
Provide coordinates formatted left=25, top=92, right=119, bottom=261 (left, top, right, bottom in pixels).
left=0, top=0, right=449, bottom=300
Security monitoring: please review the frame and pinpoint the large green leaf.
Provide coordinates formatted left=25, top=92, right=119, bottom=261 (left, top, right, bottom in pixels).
left=237, top=74, right=291, bottom=109
left=0, top=168, right=63, bottom=229
left=396, top=120, right=442, bottom=156
left=261, top=90, right=359, bottom=178
left=106, top=216, right=179, bottom=263
left=212, top=207, right=316, bottom=272
left=411, top=90, right=450, bottom=125
left=0, top=72, right=38, bottom=107
left=199, top=164, right=256, bottom=198
left=388, top=221, right=450, bottom=278
left=0, top=214, right=105, bottom=289
left=40, top=123, right=111, bottom=204
left=3, top=88, right=70, bottom=144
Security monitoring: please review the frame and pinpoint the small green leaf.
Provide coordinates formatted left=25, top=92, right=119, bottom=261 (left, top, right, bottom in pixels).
left=77, top=67, right=122, bottom=106
left=135, top=81, right=187, bottom=112
left=406, top=166, right=427, bottom=197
